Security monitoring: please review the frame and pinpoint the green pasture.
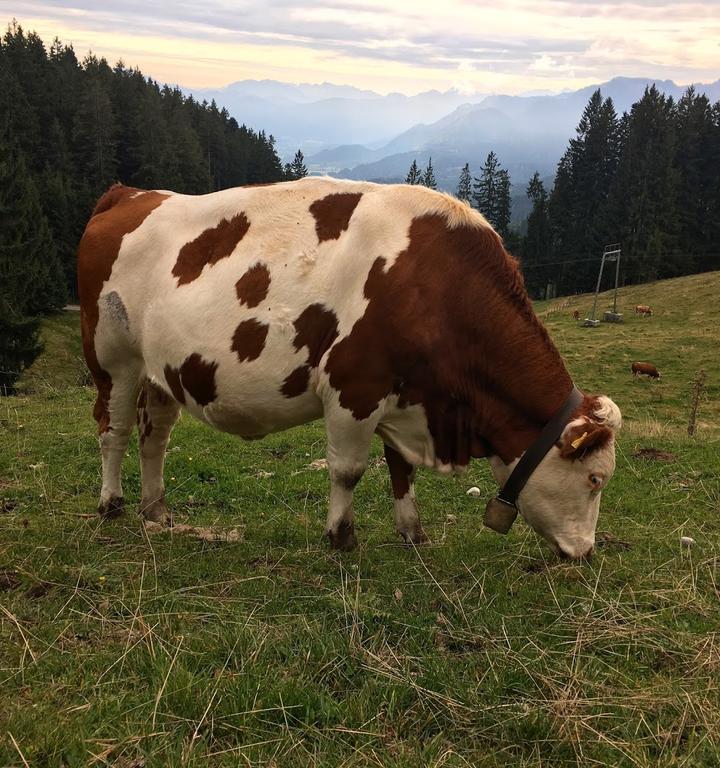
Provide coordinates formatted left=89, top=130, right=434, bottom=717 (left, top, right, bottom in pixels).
left=1, top=272, right=719, bottom=767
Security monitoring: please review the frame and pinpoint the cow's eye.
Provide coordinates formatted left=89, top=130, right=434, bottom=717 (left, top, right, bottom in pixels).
left=589, top=474, right=602, bottom=490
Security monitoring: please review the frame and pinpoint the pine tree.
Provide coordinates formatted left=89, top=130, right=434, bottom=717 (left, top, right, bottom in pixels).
left=522, top=172, right=552, bottom=297
left=422, top=157, right=437, bottom=189
left=547, top=89, right=622, bottom=293
left=472, top=151, right=499, bottom=222
left=72, top=55, right=118, bottom=200
left=456, top=163, right=471, bottom=202
left=495, top=169, right=512, bottom=238
left=674, top=87, right=714, bottom=273
left=705, top=100, right=720, bottom=272
left=405, top=159, right=421, bottom=185
left=609, top=86, right=678, bottom=283
left=288, top=149, right=308, bottom=180
left=0, top=137, right=66, bottom=391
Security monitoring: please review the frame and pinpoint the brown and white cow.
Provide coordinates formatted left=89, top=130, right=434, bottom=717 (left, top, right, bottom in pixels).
left=635, top=305, right=653, bottom=316
left=78, top=178, right=622, bottom=559
left=631, top=362, right=661, bottom=379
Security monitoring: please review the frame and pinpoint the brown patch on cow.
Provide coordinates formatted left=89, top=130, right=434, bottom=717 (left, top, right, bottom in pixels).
left=309, top=192, right=363, bottom=243
left=179, top=353, right=218, bottom=405
left=78, top=184, right=169, bottom=434
left=173, top=212, right=251, bottom=286
left=325, top=213, right=573, bottom=465
left=235, top=262, right=270, bottom=308
left=163, top=354, right=218, bottom=406
left=281, top=365, right=311, bottom=397
left=231, top=319, right=269, bottom=363
left=560, top=420, right=613, bottom=460
left=137, top=386, right=147, bottom=414
left=136, top=384, right=154, bottom=446
left=164, top=364, right=186, bottom=404
left=292, top=304, right=339, bottom=366
left=384, top=444, right=412, bottom=500
left=334, top=469, right=363, bottom=491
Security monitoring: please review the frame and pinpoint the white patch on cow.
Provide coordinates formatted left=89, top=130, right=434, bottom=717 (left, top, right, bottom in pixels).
left=592, top=395, right=622, bottom=430
left=375, top=397, right=458, bottom=473
left=298, top=248, right=318, bottom=273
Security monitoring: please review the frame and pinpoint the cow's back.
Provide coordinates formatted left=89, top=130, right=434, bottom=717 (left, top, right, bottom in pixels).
left=80, top=178, right=484, bottom=438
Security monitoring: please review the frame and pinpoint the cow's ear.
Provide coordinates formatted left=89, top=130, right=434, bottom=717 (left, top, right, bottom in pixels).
left=559, top=420, right=613, bottom=460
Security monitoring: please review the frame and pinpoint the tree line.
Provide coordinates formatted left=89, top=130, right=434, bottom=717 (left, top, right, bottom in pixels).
left=525, top=85, right=720, bottom=298
left=0, top=21, right=307, bottom=391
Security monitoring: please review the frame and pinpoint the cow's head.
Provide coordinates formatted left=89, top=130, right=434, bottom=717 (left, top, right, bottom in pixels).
left=489, top=396, right=621, bottom=559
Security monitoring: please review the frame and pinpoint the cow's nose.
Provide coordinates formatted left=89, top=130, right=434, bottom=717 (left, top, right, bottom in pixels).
left=558, top=541, right=594, bottom=560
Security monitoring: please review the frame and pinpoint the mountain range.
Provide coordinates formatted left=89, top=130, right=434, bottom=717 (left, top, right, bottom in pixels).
left=186, top=76, right=720, bottom=222
left=184, top=79, right=480, bottom=157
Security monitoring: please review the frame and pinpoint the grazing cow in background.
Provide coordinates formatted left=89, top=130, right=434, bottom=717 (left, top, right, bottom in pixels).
left=632, top=362, right=661, bottom=379
left=78, top=178, right=622, bottom=560
left=572, top=310, right=580, bottom=321
left=635, top=305, right=653, bottom=316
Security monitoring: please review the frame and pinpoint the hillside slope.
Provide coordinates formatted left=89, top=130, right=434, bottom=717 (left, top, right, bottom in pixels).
left=3, top=270, right=719, bottom=767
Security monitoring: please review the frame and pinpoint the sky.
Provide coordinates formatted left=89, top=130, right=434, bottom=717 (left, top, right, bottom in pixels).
left=3, top=0, right=719, bottom=95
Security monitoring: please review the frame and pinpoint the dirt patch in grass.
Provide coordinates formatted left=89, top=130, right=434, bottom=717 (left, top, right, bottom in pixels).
left=633, top=447, right=677, bottom=462
left=24, top=581, right=54, bottom=598
left=0, top=570, right=21, bottom=591
left=595, top=531, right=633, bottom=550
left=144, top=521, right=243, bottom=542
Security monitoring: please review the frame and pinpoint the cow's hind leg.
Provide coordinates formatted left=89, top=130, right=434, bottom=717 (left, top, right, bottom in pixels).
left=137, top=380, right=180, bottom=524
left=324, top=413, right=375, bottom=551
left=93, top=367, right=142, bottom=519
left=384, top=444, right=429, bottom=545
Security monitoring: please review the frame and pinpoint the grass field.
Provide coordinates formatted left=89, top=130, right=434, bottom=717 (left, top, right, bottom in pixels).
left=1, top=272, right=719, bottom=767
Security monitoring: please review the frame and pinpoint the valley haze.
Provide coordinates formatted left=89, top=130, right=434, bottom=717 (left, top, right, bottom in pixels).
left=185, top=75, right=720, bottom=221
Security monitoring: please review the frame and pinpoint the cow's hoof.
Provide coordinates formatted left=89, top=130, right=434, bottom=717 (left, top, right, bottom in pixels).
left=140, top=496, right=173, bottom=526
left=327, top=520, right=358, bottom=551
left=399, top=526, right=430, bottom=546
left=98, top=496, right=124, bottom=519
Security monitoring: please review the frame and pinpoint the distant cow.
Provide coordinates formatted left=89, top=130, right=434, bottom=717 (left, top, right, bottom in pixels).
left=635, top=305, right=653, bottom=316
left=78, top=178, right=622, bottom=560
left=632, top=362, right=661, bottom=379
left=572, top=309, right=580, bottom=321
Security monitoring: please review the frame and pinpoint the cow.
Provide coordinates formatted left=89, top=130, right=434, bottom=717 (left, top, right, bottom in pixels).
left=635, top=305, right=653, bottom=316
left=78, top=178, right=622, bottom=560
left=632, top=362, right=661, bottom=379
left=572, top=310, right=580, bottom=321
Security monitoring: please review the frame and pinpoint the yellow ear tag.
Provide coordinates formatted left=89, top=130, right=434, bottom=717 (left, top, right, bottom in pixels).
left=571, top=431, right=588, bottom=450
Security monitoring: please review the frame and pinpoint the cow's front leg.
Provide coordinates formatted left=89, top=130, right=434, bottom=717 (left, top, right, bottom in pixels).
left=137, top=380, right=181, bottom=524
left=384, top=444, right=429, bottom=545
left=323, top=411, right=375, bottom=551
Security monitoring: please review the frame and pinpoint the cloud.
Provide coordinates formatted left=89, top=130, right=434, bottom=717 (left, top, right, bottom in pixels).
left=3, top=0, right=719, bottom=94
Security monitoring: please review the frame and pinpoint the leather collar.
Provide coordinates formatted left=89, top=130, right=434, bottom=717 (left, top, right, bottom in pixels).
left=484, top=386, right=584, bottom=534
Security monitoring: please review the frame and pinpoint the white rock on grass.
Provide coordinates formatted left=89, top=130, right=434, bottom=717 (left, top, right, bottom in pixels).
left=466, top=486, right=481, bottom=497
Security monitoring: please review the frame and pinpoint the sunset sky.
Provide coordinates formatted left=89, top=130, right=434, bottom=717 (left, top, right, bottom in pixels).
left=3, top=1, right=719, bottom=95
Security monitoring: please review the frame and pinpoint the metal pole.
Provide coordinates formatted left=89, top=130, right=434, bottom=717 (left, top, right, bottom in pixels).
left=591, top=254, right=606, bottom=321
left=612, top=246, right=621, bottom=314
